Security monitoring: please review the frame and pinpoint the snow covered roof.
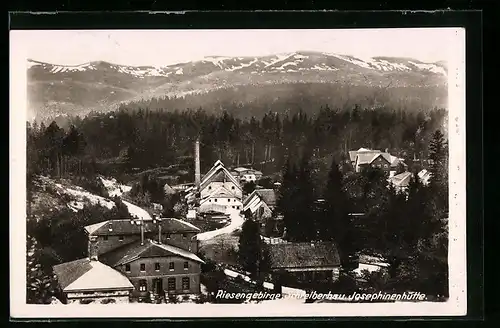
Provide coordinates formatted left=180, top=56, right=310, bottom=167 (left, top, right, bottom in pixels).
left=389, top=171, right=413, bottom=187
left=243, top=189, right=277, bottom=208
left=99, top=239, right=204, bottom=267
left=84, top=218, right=200, bottom=236
left=53, top=258, right=133, bottom=292
left=200, top=160, right=241, bottom=191
left=268, top=242, right=340, bottom=270
left=418, top=169, right=432, bottom=185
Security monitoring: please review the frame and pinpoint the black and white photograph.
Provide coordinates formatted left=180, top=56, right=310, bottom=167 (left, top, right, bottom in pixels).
left=10, top=27, right=466, bottom=318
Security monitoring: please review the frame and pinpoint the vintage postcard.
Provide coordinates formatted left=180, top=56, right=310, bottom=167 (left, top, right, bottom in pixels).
left=10, top=28, right=466, bottom=318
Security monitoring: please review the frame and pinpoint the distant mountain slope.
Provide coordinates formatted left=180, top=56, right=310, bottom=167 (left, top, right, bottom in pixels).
left=27, top=51, right=448, bottom=121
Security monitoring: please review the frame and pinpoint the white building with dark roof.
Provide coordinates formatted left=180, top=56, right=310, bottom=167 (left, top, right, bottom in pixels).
left=53, top=258, right=134, bottom=304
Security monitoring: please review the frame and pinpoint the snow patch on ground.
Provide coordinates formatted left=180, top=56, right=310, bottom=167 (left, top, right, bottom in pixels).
left=54, top=183, right=115, bottom=209
left=175, top=68, right=183, bottom=75
left=408, top=61, right=447, bottom=75
left=122, top=200, right=153, bottom=221
left=99, top=177, right=132, bottom=198
left=225, top=58, right=258, bottom=72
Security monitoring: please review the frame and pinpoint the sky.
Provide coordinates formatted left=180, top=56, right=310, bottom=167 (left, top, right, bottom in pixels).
left=12, top=28, right=460, bottom=67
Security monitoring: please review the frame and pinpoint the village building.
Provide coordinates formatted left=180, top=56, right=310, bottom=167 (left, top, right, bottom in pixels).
left=242, top=188, right=282, bottom=235
left=99, top=238, right=204, bottom=299
left=387, top=171, right=413, bottom=193
left=268, top=242, right=341, bottom=289
left=349, top=148, right=406, bottom=175
left=186, top=160, right=243, bottom=215
left=418, top=169, right=432, bottom=185
left=61, top=216, right=205, bottom=302
left=52, top=258, right=134, bottom=304
left=230, top=167, right=263, bottom=183
left=388, top=169, right=432, bottom=193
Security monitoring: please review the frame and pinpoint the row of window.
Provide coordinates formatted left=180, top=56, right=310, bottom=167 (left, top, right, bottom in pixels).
left=371, top=163, right=389, bottom=168
left=125, top=261, right=189, bottom=272
left=102, top=233, right=188, bottom=241
left=137, top=277, right=190, bottom=291
left=208, top=185, right=236, bottom=190
left=208, top=198, right=240, bottom=204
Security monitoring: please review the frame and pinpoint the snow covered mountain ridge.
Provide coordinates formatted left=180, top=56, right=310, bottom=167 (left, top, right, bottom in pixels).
left=27, top=51, right=447, bottom=77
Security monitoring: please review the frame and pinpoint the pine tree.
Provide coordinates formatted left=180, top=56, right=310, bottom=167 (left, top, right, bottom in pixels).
left=277, top=156, right=300, bottom=241
left=428, top=130, right=448, bottom=218
left=322, top=158, right=356, bottom=268
left=237, top=218, right=262, bottom=277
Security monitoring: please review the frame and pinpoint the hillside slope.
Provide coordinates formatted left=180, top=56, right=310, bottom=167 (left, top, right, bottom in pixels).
left=27, top=51, right=448, bottom=121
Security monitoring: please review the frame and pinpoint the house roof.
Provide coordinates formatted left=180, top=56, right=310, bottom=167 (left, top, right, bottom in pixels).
left=418, top=169, right=432, bottom=185
left=389, top=171, right=413, bottom=187
left=268, top=242, right=341, bottom=269
left=53, top=258, right=134, bottom=292
left=99, top=239, right=204, bottom=267
left=350, top=148, right=403, bottom=167
left=255, top=189, right=277, bottom=207
left=356, top=152, right=387, bottom=165
left=84, top=218, right=200, bottom=236
left=200, top=161, right=241, bottom=191
left=163, top=183, right=176, bottom=195
left=349, top=148, right=378, bottom=162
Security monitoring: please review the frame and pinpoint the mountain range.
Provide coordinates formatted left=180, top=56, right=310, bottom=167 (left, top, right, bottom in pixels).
left=27, top=51, right=448, bottom=122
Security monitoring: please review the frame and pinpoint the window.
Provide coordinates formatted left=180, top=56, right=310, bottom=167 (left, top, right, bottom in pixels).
left=118, top=235, right=124, bottom=241
left=140, top=263, right=145, bottom=272
left=232, top=206, right=235, bottom=209
left=139, top=280, right=147, bottom=292
left=237, top=206, right=240, bottom=210
left=183, top=261, right=189, bottom=270
left=182, top=277, right=190, bottom=290
left=103, top=235, right=108, bottom=241
left=232, top=186, right=235, bottom=190
left=209, top=199, right=211, bottom=202
left=169, top=262, right=174, bottom=270
left=155, top=262, right=160, bottom=271
left=208, top=186, right=212, bottom=190
left=214, top=199, right=217, bottom=202
left=167, top=278, right=176, bottom=291
left=167, top=233, right=171, bottom=239
left=83, top=291, right=94, bottom=295
left=182, top=233, right=187, bottom=239
left=125, top=264, right=131, bottom=272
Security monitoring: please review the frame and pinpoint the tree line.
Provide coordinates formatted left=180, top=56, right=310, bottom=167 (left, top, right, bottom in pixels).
left=27, top=105, right=446, bottom=183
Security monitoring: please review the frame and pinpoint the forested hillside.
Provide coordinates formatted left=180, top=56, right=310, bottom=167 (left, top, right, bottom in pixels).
left=27, top=105, right=446, bottom=186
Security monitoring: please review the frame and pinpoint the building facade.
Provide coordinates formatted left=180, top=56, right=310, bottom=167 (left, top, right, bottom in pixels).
left=82, top=217, right=203, bottom=301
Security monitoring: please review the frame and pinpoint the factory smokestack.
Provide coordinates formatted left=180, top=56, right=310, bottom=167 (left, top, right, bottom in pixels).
left=195, top=138, right=201, bottom=189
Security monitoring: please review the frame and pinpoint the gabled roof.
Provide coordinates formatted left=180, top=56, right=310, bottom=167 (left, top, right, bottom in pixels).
left=205, top=185, right=237, bottom=199
left=268, top=242, right=341, bottom=269
left=84, top=218, right=200, bottom=236
left=356, top=152, right=385, bottom=165
left=53, top=258, right=133, bottom=292
left=200, top=161, right=241, bottom=191
left=389, top=171, right=413, bottom=187
left=244, top=189, right=277, bottom=208
left=99, top=239, right=204, bottom=267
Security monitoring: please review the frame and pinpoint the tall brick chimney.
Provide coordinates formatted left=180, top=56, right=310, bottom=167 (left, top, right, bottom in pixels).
left=195, top=138, right=201, bottom=189
left=88, top=235, right=98, bottom=261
